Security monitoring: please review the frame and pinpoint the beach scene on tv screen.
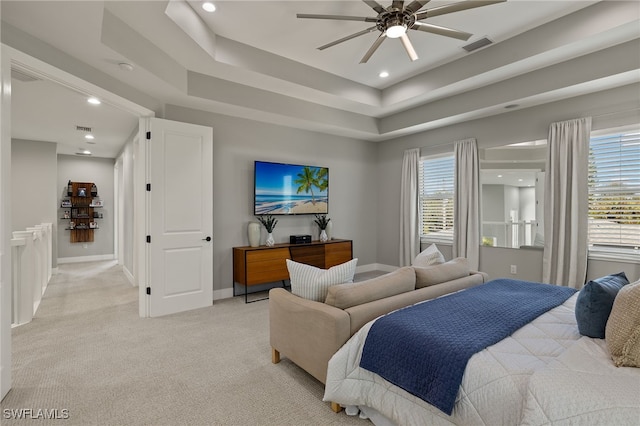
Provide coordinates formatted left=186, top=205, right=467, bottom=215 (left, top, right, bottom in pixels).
left=255, top=162, right=328, bottom=215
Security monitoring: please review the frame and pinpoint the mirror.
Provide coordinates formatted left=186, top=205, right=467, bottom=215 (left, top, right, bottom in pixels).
left=480, top=140, right=547, bottom=249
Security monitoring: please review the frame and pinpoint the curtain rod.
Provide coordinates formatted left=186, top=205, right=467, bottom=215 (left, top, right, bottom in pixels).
left=591, top=107, right=640, bottom=119
left=419, top=107, right=640, bottom=152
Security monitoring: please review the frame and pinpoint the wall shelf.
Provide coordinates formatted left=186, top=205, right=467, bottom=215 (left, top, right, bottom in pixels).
left=60, top=181, right=103, bottom=243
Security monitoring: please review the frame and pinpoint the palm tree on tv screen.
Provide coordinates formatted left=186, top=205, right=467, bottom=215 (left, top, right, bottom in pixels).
left=316, top=167, right=328, bottom=192
left=294, top=166, right=327, bottom=205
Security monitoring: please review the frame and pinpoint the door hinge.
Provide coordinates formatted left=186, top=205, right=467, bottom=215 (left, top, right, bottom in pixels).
left=146, top=131, right=151, bottom=140
left=146, top=235, right=151, bottom=243
left=146, top=183, right=151, bottom=191
left=146, top=287, right=151, bottom=295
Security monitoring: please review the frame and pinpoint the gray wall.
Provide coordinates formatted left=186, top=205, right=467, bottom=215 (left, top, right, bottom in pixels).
left=380, top=84, right=640, bottom=283
left=57, top=154, right=115, bottom=260
left=164, top=106, right=379, bottom=294
left=11, top=139, right=58, bottom=265
left=115, top=134, right=135, bottom=279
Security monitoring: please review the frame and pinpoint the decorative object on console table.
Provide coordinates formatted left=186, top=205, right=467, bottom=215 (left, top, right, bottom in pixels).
left=290, top=234, right=312, bottom=244
left=247, top=221, right=260, bottom=248
left=257, top=214, right=278, bottom=247
left=314, top=214, right=331, bottom=242
left=325, top=219, right=333, bottom=241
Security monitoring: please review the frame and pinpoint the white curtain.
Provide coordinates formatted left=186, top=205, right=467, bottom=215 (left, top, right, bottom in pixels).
left=399, top=148, right=420, bottom=266
left=453, top=139, right=480, bottom=270
left=543, top=117, right=591, bottom=288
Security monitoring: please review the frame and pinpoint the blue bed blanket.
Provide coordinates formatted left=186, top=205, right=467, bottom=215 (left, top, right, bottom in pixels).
left=359, top=279, right=577, bottom=415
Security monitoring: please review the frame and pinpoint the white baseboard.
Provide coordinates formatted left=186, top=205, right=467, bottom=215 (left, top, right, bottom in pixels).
left=213, top=288, right=234, bottom=301
left=57, top=254, right=115, bottom=264
left=356, top=263, right=397, bottom=273
left=122, top=266, right=136, bottom=287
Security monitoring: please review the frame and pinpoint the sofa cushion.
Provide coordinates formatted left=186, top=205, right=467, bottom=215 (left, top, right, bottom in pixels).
left=575, top=272, right=629, bottom=338
left=286, top=258, right=358, bottom=302
left=414, top=257, right=470, bottom=289
left=605, top=280, right=640, bottom=367
left=412, top=243, right=445, bottom=267
left=325, top=266, right=416, bottom=310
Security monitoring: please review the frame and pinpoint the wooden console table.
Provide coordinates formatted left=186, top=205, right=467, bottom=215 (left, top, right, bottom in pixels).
left=233, top=239, right=353, bottom=302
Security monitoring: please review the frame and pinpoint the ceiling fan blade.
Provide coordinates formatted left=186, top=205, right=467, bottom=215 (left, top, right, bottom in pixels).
left=318, top=26, right=379, bottom=50
left=360, top=33, right=387, bottom=63
left=416, top=0, right=505, bottom=20
left=411, top=22, right=472, bottom=41
left=391, top=1, right=405, bottom=10
left=400, top=33, right=419, bottom=61
left=405, top=0, right=431, bottom=14
left=296, top=14, right=377, bottom=23
left=362, top=0, right=386, bottom=14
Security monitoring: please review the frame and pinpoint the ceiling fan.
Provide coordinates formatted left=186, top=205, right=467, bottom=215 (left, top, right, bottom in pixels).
left=297, top=0, right=506, bottom=63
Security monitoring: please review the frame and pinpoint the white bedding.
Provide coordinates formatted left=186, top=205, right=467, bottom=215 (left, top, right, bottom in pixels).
left=323, top=293, right=640, bottom=425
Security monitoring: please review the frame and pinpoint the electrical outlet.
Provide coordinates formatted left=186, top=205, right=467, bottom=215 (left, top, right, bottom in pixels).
left=83, top=244, right=88, bottom=249
left=510, top=265, right=517, bottom=274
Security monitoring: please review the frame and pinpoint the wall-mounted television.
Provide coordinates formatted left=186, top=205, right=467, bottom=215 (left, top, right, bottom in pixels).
left=254, top=161, right=328, bottom=215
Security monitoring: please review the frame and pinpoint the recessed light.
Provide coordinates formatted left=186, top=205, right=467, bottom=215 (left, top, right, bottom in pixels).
left=87, top=97, right=101, bottom=105
left=202, top=2, right=216, bottom=12
left=497, top=175, right=503, bottom=178
left=85, top=134, right=95, bottom=140
left=118, top=62, right=134, bottom=72
left=379, top=71, right=389, bottom=78
left=504, top=104, right=519, bottom=109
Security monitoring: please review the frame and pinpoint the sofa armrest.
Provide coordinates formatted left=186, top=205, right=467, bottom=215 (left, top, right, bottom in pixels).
left=269, top=288, right=351, bottom=384
left=470, top=270, right=490, bottom=282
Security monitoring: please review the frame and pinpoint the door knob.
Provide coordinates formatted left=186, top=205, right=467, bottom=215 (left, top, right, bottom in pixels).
left=202, top=236, right=212, bottom=242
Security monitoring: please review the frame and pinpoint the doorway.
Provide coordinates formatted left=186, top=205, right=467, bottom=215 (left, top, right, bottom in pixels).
left=1, top=45, right=153, bottom=400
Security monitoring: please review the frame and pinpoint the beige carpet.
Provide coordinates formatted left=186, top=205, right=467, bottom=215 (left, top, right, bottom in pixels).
left=1, top=261, right=370, bottom=426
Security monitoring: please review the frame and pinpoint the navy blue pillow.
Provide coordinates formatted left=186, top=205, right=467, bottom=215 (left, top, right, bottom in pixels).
left=575, top=272, right=629, bottom=338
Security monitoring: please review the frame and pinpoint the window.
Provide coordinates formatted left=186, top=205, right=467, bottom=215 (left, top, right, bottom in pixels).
left=419, top=154, right=455, bottom=242
left=588, top=129, right=640, bottom=260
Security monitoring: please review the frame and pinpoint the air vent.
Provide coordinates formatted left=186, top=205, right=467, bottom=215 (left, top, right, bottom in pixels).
left=76, top=125, right=92, bottom=132
left=462, top=37, right=493, bottom=53
left=75, top=151, right=92, bottom=156
left=11, top=68, right=40, bottom=83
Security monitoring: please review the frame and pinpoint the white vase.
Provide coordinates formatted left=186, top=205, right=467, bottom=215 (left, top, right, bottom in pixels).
left=325, top=220, right=333, bottom=240
left=265, top=232, right=275, bottom=247
left=320, top=229, right=328, bottom=242
left=247, top=222, right=260, bottom=247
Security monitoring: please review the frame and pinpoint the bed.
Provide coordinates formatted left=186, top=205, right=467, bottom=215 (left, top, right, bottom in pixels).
left=323, top=278, right=640, bottom=426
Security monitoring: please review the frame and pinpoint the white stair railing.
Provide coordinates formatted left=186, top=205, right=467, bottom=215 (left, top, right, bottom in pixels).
left=10, top=222, right=53, bottom=326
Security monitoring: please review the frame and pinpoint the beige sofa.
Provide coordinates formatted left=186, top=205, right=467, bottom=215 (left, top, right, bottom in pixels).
left=269, top=258, right=489, bottom=384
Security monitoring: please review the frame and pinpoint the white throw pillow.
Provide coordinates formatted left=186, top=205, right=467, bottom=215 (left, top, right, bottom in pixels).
left=412, top=243, right=445, bottom=267
left=286, top=258, right=358, bottom=302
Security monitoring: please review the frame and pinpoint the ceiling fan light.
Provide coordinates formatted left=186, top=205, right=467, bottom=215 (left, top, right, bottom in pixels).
left=386, top=24, right=407, bottom=39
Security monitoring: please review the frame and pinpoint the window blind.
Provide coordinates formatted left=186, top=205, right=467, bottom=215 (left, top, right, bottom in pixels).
left=419, top=155, right=455, bottom=242
left=588, top=130, right=640, bottom=253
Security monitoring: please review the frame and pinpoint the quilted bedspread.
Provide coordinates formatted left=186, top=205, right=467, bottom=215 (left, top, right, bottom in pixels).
left=359, top=279, right=576, bottom=415
left=324, top=293, right=595, bottom=425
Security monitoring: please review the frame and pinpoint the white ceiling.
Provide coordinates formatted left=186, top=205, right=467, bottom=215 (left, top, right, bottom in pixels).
left=2, top=0, right=639, bottom=158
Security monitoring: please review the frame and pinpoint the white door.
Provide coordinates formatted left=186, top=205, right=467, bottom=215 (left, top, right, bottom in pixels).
left=147, top=118, right=213, bottom=317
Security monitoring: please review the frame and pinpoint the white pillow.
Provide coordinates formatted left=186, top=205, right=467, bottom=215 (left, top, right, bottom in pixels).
left=286, top=258, right=358, bottom=302
left=412, top=243, right=445, bottom=267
